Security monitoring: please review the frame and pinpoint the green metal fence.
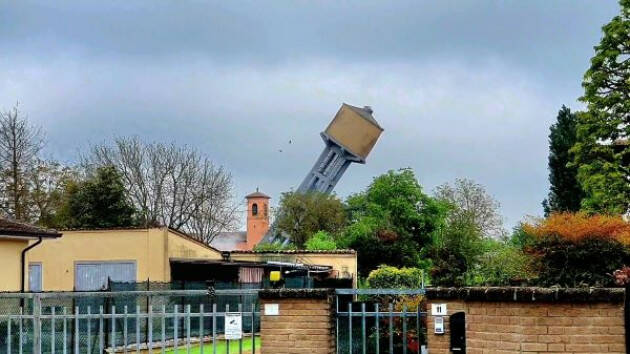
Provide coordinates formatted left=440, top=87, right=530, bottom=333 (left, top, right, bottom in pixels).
left=335, top=289, right=427, bottom=354
left=0, top=289, right=260, bottom=354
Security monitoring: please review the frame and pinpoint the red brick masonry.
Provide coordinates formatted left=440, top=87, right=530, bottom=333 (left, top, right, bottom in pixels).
left=426, top=287, right=626, bottom=354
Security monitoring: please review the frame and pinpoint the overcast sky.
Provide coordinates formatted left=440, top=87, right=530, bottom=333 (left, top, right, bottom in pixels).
left=0, top=1, right=621, bottom=229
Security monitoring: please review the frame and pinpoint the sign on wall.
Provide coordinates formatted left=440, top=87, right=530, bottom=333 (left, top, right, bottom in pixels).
left=264, top=304, right=279, bottom=316
left=431, top=303, right=447, bottom=316
left=224, top=313, right=243, bottom=340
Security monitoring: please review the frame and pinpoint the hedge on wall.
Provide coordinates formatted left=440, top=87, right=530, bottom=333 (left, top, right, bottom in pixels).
left=366, top=265, right=425, bottom=289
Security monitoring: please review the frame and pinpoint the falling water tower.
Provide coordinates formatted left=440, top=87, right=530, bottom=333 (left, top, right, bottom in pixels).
left=297, top=103, right=384, bottom=193
left=262, top=103, right=383, bottom=245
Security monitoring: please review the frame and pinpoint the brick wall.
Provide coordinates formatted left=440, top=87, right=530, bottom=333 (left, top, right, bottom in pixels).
left=426, top=288, right=626, bottom=354
left=259, top=289, right=335, bottom=354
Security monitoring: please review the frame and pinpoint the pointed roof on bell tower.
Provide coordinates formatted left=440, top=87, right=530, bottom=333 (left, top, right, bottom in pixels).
left=245, top=188, right=270, bottom=199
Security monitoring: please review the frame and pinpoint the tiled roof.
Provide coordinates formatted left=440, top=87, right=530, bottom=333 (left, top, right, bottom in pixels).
left=245, top=191, right=271, bottom=199
left=0, top=218, right=61, bottom=238
left=230, top=249, right=356, bottom=254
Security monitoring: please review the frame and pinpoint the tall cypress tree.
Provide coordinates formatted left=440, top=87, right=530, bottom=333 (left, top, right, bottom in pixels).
left=543, top=106, right=583, bottom=216
left=573, top=0, right=630, bottom=215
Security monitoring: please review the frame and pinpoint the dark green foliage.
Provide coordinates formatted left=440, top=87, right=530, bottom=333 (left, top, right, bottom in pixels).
left=56, top=166, right=136, bottom=228
left=572, top=0, right=630, bottom=214
left=275, top=191, right=346, bottom=248
left=339, top=168, right=448, bottom=276
left=531, top=236, right=630, bottom=287
left=543, top=106, right=583, bottom=216
left=430, top=246, right=468, bottom=286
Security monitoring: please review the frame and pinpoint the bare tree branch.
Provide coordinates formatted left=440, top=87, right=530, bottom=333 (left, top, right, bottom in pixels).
left=85, top=137, right=239, bottom=243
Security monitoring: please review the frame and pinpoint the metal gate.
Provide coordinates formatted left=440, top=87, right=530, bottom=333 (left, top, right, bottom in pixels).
left=335, top=289, right=427, bottom=354
left=0, top=289, right=260, bottom=354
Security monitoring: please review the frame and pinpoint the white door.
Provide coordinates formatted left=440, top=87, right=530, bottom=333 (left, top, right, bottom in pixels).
left=28, top=263, right=42, bottom=292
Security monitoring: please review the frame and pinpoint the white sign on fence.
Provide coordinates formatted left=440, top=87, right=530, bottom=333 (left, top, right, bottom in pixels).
left=224, top=313, right=243, bottom=340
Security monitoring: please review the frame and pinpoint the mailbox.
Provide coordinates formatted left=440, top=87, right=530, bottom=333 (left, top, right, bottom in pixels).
left=450, top=312, right=466, bottom=352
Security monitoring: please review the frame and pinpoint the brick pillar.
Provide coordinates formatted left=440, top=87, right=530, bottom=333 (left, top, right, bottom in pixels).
left=425, top=299, right=467, bottom=354
left=259, top=289, right=335, bottom=354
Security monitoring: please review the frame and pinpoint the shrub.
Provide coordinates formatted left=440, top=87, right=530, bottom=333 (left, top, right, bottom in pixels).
left=523, top=212, right=630, bottom=287
left=465, top=243, right=536, bottom=286
left=305, top=231, right=337, bottom=250
left=531, top=235, right=630, bottom=287
left=366, top=265, right=426, bottom=289
left=523, top=212, right=630, bottom=244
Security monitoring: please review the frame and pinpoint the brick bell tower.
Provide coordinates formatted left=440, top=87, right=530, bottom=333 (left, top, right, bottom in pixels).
left=244, top=188, right=271, bottom=249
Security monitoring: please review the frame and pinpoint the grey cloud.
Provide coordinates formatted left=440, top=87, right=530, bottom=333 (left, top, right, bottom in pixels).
left=0, top=0, right=622, bottom=228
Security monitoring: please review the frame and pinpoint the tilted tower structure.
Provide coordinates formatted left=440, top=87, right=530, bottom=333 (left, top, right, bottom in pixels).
left=297, top=103, right=384, bottom=193
left=262, top=103, right=383, bottom=245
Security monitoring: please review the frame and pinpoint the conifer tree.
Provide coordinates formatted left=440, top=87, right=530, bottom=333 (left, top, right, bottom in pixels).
left=543, top=106, right=583, bottom=216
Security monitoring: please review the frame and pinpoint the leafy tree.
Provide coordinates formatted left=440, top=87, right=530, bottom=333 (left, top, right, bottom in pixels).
left=429, top=217, right=482, bottom=286
left=275, top=191, right=346, bottom=248
left=508, top=224, right=536, bottom=250
left=28, top=160, right=79, bottom=227
left=572, top=0, right=630, bottom=215
left=434, top=178, right=504, bottom=238
left=340, top=168, right=448, bottom=276
left=57, top=166, right=136, bottom=228
left=430, top=178, right=505, bottom=285
left=542, top=106, right=583, bottom=215
left=304, top=231, right=337, bottom=250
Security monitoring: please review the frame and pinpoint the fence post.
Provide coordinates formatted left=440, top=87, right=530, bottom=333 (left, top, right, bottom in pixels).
left=33, top=293, right=42, bottom=354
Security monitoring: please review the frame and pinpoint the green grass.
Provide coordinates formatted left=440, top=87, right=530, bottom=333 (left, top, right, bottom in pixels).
left=166, top=336, right=261, bottom=353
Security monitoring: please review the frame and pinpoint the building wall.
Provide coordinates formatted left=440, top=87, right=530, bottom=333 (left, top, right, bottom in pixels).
left=26, top=228, right=222, bottom=291
left=0, top=238, right=30, bottom=291
left=427, top=297, right=625, bottom=354
left=230, top=252, right=358, bottom=287
left=27, top=229, right=166, bottom=290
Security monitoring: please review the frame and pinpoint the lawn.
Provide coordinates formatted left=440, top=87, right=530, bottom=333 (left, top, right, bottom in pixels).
left=165, top=336, right=261, bottom=353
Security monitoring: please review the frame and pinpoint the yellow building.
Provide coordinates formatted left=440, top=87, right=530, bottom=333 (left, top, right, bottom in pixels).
left=230, top=250, right=358, bottom=288
left=0, top=218, right=62, bottom=292
left=27, top=227, right=222, bottom=291
left=25, top=227, right=357, bottom=291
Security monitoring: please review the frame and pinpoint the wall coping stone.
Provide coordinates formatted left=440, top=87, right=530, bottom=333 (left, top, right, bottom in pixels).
left=259, top=288, right=334, bottom=299
left=425, top=287, right=625, bottom=303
